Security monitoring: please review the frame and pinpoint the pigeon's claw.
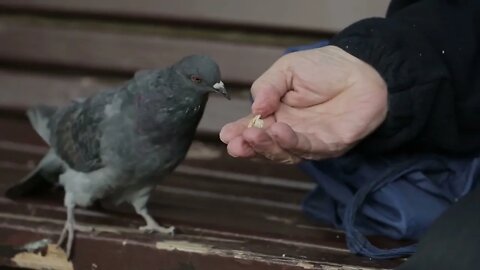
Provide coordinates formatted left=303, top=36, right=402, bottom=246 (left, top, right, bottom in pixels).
left=57, top=192, right=76, bottom=259
left=57, top=219, right=75, bottom=258
left=57, top=222, right=68, bottom=247
left=57, top=223, right=75, bottom=259
left=135, top=206, right=175, bottom=236
left=139, top=224, right=175, bottom=236
left=65, top=219, right=75, bottom=257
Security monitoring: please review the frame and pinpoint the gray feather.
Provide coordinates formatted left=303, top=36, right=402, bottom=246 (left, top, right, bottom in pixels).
left=7, top=54, right=228, bottom=209
left=26, top=105, right=57, bottom=144
left=49, top=91, right=117, bottom=172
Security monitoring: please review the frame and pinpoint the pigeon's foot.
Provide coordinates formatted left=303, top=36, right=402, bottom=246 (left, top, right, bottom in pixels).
left=57, top=222, right=94, bottom=258
left=139, top=224, right=175, bottom=235
left=57, top=219, right=75, bottom=258
left=57, top=192, right=76, bottom=259
left=132, top=194, right=175, bottom=236
left=134, top=205, right=175, bottom=236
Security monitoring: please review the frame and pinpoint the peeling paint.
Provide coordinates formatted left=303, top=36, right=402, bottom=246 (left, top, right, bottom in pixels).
left=156, top=240, right=213, bottom=254
left=296, top=261, right=315, bottom=269
left=155, top=240, right=325, bottom=269
left=155, top=239, right=385, bottom=269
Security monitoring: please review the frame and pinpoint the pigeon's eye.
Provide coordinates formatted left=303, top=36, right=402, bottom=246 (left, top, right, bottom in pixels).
left=190, top=75, right=202, bottom=84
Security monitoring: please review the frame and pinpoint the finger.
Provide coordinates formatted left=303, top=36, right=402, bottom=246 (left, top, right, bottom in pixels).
left=281, top=89, right=329, bottom=108
left=242, top=127, right=301, bottom=164
left=251, top=57, right=293, bottom=116
left=269, top=122, right=331, bottom=160
left=219, top=116, right=252, bottom=144
left=226, top=136, right=256, bottom=158
left=220, top=114, right=277, bottom=144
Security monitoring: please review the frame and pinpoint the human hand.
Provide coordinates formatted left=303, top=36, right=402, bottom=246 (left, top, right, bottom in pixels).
left=220, top=46, right=388, bottom=163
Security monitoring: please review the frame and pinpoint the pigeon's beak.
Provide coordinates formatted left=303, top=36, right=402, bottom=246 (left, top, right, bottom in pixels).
left=212, top=81, right=230, bottom=100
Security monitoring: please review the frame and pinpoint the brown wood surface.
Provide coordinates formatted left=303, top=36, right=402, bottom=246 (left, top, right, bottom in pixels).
left=0, top=0, right=388, bottom=33
left=0, top=24, right=283, bottom=85
left=0, top=110, right=406, bottom=270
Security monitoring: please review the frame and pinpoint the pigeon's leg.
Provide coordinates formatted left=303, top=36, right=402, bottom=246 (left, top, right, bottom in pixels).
left=57, top=192, right=76, bottom=258
left=131, top=194, right=174, bottom=236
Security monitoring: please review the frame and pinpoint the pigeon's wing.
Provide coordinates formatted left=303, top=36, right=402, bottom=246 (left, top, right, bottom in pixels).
left=50, top=91, right=117, bottom=172
left=26, top=105, right=58, bottom=144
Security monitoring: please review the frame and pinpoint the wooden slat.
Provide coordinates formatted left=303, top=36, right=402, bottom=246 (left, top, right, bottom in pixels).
left=0, top=24, right=283, bottom=85
left=0, top=148, right=401, bottom=269
left=0, top=156, right=402, bottom=270
left=0, top=0, right=388, bottom=33
left=0, top=69, right=251, bottom=135
left=0, top=112, right=406, bottom=269
left=0, top=218, right=401, bottom=270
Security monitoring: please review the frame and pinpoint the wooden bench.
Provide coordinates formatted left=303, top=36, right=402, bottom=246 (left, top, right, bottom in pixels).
left=0, top=1, right=408, bottom=269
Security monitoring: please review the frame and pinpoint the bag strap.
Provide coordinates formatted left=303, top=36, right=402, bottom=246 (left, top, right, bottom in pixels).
left=343, top=158, right=446, bottom=259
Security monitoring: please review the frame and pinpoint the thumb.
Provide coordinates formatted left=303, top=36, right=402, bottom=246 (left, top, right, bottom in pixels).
left=251, top=57, right=292, bottom=116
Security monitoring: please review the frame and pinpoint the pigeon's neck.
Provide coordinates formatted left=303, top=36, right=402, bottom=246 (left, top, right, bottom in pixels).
left=136, top=68, right=205, bottom=103
left=137, top=83, right=207, bottom=111
left=134, top=70, right=208, bottom=142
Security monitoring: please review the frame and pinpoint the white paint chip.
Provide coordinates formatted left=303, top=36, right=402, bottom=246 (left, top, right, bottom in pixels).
left=296, top=261, right=315, bottom=269
left=156, top=241, right=213, bottom=254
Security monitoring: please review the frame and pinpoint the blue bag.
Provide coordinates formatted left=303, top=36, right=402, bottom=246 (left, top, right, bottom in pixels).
left=285, top=42, right=480, bottom=259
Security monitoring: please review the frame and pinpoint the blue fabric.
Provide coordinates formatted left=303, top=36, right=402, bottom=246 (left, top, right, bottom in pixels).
left=285, top=41, right=480, bottom=259
left=300, top=154, right=479, bottom=259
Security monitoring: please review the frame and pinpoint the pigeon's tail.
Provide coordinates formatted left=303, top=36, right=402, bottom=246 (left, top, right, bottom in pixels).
left=26, top=105, right=57, bottom=144
left=5, top=149, right=62, bottom=199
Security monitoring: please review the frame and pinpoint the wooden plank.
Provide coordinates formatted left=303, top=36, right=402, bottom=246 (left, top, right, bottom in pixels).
left=0, top=69, right=251, bottom=135
left=0, top=113, right=405, bottom=269
left=0, top=153, right=402, bottom=265
left=0, top=162, right=402, bottom=269
left=0, top=0, right=389, bottom=33
left=0, top=24, right=283, bottom=85
left=0, top=218, right=400, bottom=270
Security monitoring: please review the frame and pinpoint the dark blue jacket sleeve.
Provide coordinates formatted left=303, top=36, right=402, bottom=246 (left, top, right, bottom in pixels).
left=330, top=0, right=480, bottom=154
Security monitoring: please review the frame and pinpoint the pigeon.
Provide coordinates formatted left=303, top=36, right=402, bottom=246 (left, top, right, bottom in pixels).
left=5, top=55, right=229, bottom=258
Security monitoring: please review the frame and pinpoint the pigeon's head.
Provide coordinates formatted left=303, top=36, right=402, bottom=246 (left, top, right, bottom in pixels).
left=174, top=55, right=230, bottom=100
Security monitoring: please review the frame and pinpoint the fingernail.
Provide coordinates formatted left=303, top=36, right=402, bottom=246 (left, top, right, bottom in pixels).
left=219, top=133, right=228, bottom=144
